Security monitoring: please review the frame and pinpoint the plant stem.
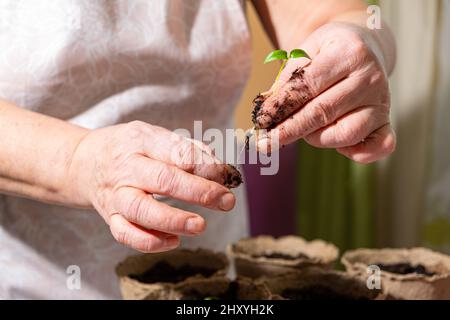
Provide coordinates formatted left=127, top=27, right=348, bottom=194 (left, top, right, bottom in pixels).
left=275, top=59, right=287, bottom=83
left=274, top=59, right=287, bottom=91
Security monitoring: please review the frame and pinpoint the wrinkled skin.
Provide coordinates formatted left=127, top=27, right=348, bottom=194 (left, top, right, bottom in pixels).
left=254, top=23, right=396, bottom=164
left=68, top=121, right=241, bottom=253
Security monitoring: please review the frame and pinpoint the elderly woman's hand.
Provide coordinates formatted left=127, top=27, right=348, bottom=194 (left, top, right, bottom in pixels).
left=68, top=121, right=240, bottom=253
left=255, top=22, right=396, bottom=164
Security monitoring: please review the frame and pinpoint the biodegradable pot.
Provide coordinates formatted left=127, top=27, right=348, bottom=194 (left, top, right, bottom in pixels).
left=227, top=235, right=339, bottom=279
left=116, top=249, right=229, bottom=300
left=259, top=268, right=381, bottom=300
left=342, top=248, right=450, bottom=300
left=159, top=277, right=274, bottom=300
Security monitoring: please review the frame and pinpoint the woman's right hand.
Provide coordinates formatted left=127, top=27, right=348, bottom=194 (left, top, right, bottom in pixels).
left=67, top=121, right=240, bottom=253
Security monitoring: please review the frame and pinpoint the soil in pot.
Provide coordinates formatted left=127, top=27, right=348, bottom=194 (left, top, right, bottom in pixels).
left=170, top=277, right=273, bottom=300
left=341, top=248, right=450, bottom=300
left=129, top=261, right=218, bottom=284
left=249, top=252, right=310, bottom=260
left=180, top=281, right=241, bottom=300
left=116, top=249, right=229, bottom=300
left=280, top=285, right=370, bottom=300
left=228, top=236, right=338, bottom=279
left=376, top=263, right=435, bottom=277
left=260, top=268, right=380, bottom=300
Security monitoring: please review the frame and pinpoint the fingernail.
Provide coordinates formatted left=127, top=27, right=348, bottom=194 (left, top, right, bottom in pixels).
left=185, top=217, right=205, bottom=234
left=219, top=192, right=235, bottom=211
left=164, top=236, right=180, bottom=248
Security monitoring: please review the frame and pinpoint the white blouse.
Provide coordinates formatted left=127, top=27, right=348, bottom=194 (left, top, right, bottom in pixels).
left=0, top=0, right=250, bottom=299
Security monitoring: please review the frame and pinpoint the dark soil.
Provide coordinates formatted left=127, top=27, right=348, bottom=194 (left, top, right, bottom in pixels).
left=130, top=261, right=218, bottom=284
left=377, top=263, right=436, bottom=276
left=289, top=67, right=305, bottom=81
left=181, top=281, right=240, bottom=300
left=244, top=132, right=251, bottom=151
left=281, top=285, right=369, bottom=300
left=251, top=67, right=312, bottom=130
left=223, top=164, right=242, bottom=188
left=251, top=94, right=265, bottom=127
left=250, top=252, right=310, bottom=260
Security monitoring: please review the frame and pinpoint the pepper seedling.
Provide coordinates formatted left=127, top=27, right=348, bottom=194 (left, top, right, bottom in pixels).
left=240, top=49, right=311, bottom=155
left=264, top=49, right=311, bottom=83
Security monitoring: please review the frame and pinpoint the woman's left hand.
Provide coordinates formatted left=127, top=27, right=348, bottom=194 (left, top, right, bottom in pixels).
left=255, top=22, right=396, bottom=164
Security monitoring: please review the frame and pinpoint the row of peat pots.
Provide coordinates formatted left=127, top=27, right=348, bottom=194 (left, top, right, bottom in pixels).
left=115, top=236, right=450, bottom=300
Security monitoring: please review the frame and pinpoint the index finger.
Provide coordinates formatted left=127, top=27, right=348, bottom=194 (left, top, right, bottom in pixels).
left=130, top=123, right=242, bottom=188
left=252, top=39, right=353, bottom=130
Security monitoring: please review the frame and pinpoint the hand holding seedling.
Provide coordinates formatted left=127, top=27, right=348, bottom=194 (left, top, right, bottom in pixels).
left=253, top=22, right=396, bottom=163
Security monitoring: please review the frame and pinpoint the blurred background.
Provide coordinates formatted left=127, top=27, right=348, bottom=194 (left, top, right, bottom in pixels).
left=235, top=0, right=450, bottom=254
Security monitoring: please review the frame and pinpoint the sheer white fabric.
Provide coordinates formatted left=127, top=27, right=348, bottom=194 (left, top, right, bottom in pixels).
left=377, top=0, right=439, bottom=247
left=0, top=0, right=251, bottom=299
left=377, top=0, right=450, bottom=250
left=425, top=0, right=450, bottom=253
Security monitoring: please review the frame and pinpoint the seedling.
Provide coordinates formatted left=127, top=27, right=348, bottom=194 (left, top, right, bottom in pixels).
left=240, top=49, right=311, bottom=152
left=264, top=49, right=311, bottom=83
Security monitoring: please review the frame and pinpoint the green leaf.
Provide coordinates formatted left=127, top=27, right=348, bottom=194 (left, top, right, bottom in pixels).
left=289, top=49, right=311, bottom=60
left=264, top=50, right=288, bottom=64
